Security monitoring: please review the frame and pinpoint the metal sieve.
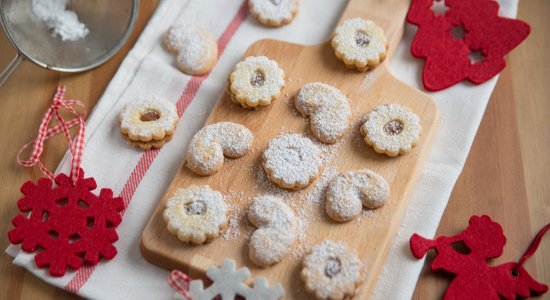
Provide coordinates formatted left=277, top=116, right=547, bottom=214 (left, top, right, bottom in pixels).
left=0, top=0, right=139, bottom=87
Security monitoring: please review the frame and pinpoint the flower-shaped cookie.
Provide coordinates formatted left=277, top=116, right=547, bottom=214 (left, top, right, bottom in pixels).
left=163, top=185, right=227, bottom=244
left=301, top=241, right=363, bottom=300
left=332, top=18, right=388, bottom=71
left=119, top=95, right=179, bottom=149
left=248, top=0, right=300, bottom=27
left=360, top=104, right=421, bottom=157
left=229, top=56, right=285, bottom=108
left=262, top=134, right=322, bottom=190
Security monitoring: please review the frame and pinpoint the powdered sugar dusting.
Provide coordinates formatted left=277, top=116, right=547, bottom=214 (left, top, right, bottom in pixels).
left=301, top=240, right=364, bottom=300
left=229, top=56, right=285, bottom=108
left=332, top=18, right=388, bottom=70
left=248, top=0, right=299, bottom=26
left=295, top=82, right=352, bottom=144
left=360, top=103, right=421, bottom=156
left=325, top=169, right=390, bottom=222
left=164, top=24, right=218, bottom=75
left=247, top=195, right=297, bottom=266
left=163, top=185, right=227, bottom=244
left=253, top=135, right=346, bottom=259
left=262, top=134, right=322, bottom=189
left=186, top=122, right=254, bottom=175
left=119, top=95, right=178, bottom=140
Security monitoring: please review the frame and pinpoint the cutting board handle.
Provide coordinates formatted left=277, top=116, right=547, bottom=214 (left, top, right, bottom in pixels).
left=337, top=0, right=413, bottom=62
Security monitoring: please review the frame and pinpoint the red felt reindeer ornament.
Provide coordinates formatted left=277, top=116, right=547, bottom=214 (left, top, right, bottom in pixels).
left=410, top=215, right=549, bottom=299
left=8, top=86, right=124, bottom=277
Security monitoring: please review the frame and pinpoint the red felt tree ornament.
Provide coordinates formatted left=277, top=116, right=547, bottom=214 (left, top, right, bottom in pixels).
left=410, top=215, right=549, bottom=299
left=407, top=0, right=531, bottom=91
left=8, top=86, right=124, bottom=277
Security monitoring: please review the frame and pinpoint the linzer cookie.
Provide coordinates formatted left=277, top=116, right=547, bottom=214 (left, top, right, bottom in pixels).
left=119, top=95, right=179, bottom=150
left=248, top=0, right=300, bottom=27
left=163, top=24, right=218, bottom=75
left=228, top=56, right=285, bottom=108
left=163, top=185, right=227, bottom=245
left=262, top=134, right=322, bottom=190
left=301, top=240, right=364, bottom=300
left=325, top=169, right=390, bottom=222
left=332, top=18, right=388, bottom=71
left=360, top=103, right=421, bottom=156
left=295, top=82, right=352, bottom=144
left=185, top=122, right=254, bottom=175
left=247, top=195, right=297, bottom=267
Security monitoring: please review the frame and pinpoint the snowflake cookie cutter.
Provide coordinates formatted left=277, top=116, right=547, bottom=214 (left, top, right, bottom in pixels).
left=169, top=259, right=284, bottom=300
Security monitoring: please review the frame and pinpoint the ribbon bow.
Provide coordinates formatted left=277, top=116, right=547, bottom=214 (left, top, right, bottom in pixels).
left=168, top=270, right=194, bottom=300
left=17, top=85, right=86, bottom=184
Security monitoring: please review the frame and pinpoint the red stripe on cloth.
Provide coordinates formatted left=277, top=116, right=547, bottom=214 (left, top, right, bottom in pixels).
left=64, top=1, right=248, bottom=293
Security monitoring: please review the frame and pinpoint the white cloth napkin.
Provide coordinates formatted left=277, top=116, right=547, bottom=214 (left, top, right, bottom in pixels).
left=6, top=0, right=520, bottom=299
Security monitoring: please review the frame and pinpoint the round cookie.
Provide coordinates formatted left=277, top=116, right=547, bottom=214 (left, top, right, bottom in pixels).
left=119, top=95, right=179, bottom=145
left=262, top=134, right=322, bottom=190
left=248, top=0, right=300, bottom=27
left=295, top=82, right=352, bottom=144
left=163, top=185, right=227, bottom=244
left=325, top=169, right=390, bottom=222
left=331, top=18, right=388, bottom=71
left=360, top=104, right=421, bottom=157
left=163, top=24, right=218, bottom=75
left=185, top=122, right=254, bottom=176
left=301, top=240, right=363, bottom=300
left=229, top=56, right=285, bottom=108
left=247, top=195, right=298, bottom=266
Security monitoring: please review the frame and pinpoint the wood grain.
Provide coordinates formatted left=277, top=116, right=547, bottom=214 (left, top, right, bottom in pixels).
left=0, top=1, right=159, bottom=300
left=1, top=1, right=548, bottom=299
left=141, top=0, right=438, bottom=298
left=141, top=42, right=438, bottom=300
left=413, top=0, right=550, bottom=298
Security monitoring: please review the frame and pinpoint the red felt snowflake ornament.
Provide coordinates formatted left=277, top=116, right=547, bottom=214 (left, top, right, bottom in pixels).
left=407, top=0, right=531, bottom=91
left=8, top=86, right=124, bottom=276
left=410, top=215, right=549, bottom=299
left=9, top=170, right=124, bottom=276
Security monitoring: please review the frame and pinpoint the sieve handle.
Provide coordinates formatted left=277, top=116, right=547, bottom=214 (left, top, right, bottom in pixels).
left=0, top=53, right=23, bottom=88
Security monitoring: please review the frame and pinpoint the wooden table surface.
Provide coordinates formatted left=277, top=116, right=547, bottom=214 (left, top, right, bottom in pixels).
left=1, top=1, right=548, bottom=299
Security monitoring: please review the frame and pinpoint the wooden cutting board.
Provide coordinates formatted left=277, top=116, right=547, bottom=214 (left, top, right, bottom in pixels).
left=141, top=0, right=439, bottom=298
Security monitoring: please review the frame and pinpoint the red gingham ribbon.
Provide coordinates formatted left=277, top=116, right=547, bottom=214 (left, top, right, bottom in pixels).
left=168, top=270, right=194, bottom=300
left=17, top=85, right=86, bottom=184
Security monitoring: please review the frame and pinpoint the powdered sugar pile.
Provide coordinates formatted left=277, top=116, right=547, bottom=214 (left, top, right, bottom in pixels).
left=32, top=0, right=89, bottom=41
